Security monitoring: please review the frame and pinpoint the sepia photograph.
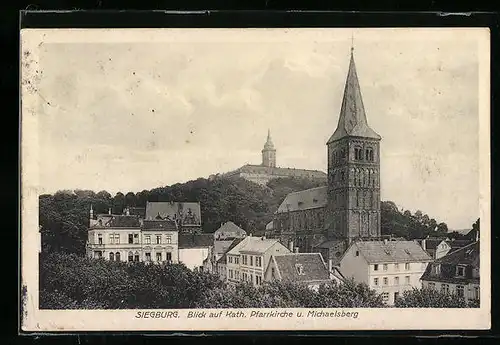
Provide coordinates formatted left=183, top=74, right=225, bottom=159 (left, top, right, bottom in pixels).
left=20, top=27, right=490, bottom=331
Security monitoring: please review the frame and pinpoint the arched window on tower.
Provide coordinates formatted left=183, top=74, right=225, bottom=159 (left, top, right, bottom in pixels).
left=366, top=147, right=374, bottom=162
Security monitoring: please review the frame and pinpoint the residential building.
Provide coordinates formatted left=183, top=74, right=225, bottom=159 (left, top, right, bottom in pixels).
left=269, top=47, right=383, bottom=265
left=339, top=240, right=433, bottom=306
left=264, top=253, right=344, bottom=291
left=178, top=233, right=214, bottom=271
left=215, top=238, right=244, bottom=281
left=421, top=241, right=480, bottom=303
left=141, top=220, right=179, bottom=263
left=225, top=235, right=290, bottom=287
left=145, top=201, right=202, bottom=234
left=213, top=221, right=247, bottom=240
left=417, top=238, right=452, bottom=260
left=217, top=130, right=328, bottom=186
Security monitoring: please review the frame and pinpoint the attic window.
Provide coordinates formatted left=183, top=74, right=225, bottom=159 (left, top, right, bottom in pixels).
left=313, top=198, right=318, bottom=203
left=456, top=265, right=466, bottom=277
left=298, top=201, right=304, bottom=206
left=404, top=249, right=411, bottom=255
left=295, top=264, right=305, bottom=275
left=355, top=250, right=359, bottom=257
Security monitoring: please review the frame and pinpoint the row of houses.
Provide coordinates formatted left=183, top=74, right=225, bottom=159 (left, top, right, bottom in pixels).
left=85, top=202, right=480, bottom=306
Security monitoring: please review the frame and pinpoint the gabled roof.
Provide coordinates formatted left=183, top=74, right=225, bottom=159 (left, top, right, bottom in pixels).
left=213, top=240, right=236, bottom=256
left=276, top=186, right=327, bottom=213
left=214, top=221, right=247, bottom=238
left=128, top=207, right=146, bottom=218
left=327, top=51, right=381, bottom=144
left=351, top=240, right=432, bottom=264
left=142, top=220, right=177, bottom=231
left=435, top=241, right=479, bottom=267
left=235, top=236, right=288, bottom=255
left=217, top=238, right=245, bottom=264
left=178, top=233, right=214, bottom=249
left=145, top=201, right=201, bottom=226
left=422, top=238, right=448, bottom=250
left=272, top=253, right=331, bottom=283
left=92, top=215, right=141, bottom=229
left=446, top=239, right=474, bottom=250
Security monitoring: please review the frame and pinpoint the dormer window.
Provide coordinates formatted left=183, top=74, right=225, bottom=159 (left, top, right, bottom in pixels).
left=298, top=201, right=304, bottom=207
left=295, top=264, right=305, bottom=275
left=456, top=265, right=466, bottom=277
left=432, top=264, right=441, bottom=275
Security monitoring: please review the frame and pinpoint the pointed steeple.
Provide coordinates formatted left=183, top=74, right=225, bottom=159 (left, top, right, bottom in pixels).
left=327, top=48, right=381, bottom=144
left=263, top=129, right=275, bottom=150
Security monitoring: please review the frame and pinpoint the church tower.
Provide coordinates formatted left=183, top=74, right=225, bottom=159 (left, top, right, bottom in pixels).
left=262, top=129, right=276, bottom=167
left=326, top=47, right=382, bottom=243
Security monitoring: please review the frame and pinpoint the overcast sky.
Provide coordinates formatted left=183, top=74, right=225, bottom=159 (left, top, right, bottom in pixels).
left=34, top=29, right=483, bottom=229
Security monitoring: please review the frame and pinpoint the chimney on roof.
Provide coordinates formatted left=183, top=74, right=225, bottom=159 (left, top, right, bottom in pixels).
left=294, top=247, right=299, bottom=253
left=288, top=240, right=294, bottom=252
left=108, top=208, right=111, bottom=215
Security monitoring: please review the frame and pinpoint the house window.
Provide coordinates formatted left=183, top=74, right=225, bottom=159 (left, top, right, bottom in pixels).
left=383, top=264, right=388, bottom=271
left=243, top=255, right=247, bottom=265
left=95, top=251, right=102, bottom=258
left=128, top=251, right=133, bottom=262
left=229, top=269, right=233, bottom=279
left=296, top=264, right=305, bottom=275
left=116, top=252, right=121, bottom=261
left=456, top=285, right=465, bottom=298
left=229, top=256, right=233, bottom=264
left=373, top=278, right=379, bottom=286
left=394, top=292, right=400, bottom=301
left=128, top=234, right=133, bottom=244
left=383, top=277, right=388, bottom=285
left=256, top=257, right=262, bottom=267
left=156, top=252, right=162, bottom=261
left=133, top=234, right=139, bottom=244
left=395, top=263, right=399, bottom=271
left=109, top=252, right=114, bottom=261
left=145, top=235, right=151, bottom=244
left=405, top=276, right=410, bottom=285
left=250, top=274, right=254, bottom=283
left=235, top=257, right=239, bottom=265
left=405, top=263, right=410, bottom=270
left=145, top=252, right=151, bottom=262
left=382, top=292, right=389, bottom=302
left=242, top=272, right=247, bottom=281
left=166, top=252, right=172, bottom=263
left=441, top=284, right=450, bottom=294
left=250, top=256, right=253, bottom=266
left=432, top=264, right=441, bottom=275
left=165, top=235, right=171, bottom=244
left=134, top=252, right=140, bottom=262
left=355, top=250, right=359, bottom=257
left=456, top=265, right=466, bottom=277
left=256, top=275, right=262, bottom=286
left=394, top=277, right=399, bottom=285
left=428, top=282, right=436, bottom=290
left=271, top=267, right=275, bottom=278
left=156, top=235, right=162, bottom=244
left=473, top=286, right=479, bottom=299
left=98, top=234, right=103, bottom=244
left=374, top=264, right=379, bottom=271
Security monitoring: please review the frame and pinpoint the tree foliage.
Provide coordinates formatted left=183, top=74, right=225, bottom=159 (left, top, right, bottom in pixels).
left=395, top=287, right=478, bottom=308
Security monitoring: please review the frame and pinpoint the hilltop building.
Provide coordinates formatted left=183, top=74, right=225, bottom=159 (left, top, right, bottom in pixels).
left=420, top=241, right=480, bottom=303
left=339, top=240, right=433, bottom=305
left=215, top=130, right=328, bottom=186
left=270, top=46, right=383, bottom=264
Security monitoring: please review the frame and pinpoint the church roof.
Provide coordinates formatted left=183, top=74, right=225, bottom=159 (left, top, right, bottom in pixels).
left=276, top=186, right=328, bottom=213
left=327, top=50, right=381, bottom=144
left=226, top=164, right=327, bottom=178
left=263, top=129, right=275, bottom=151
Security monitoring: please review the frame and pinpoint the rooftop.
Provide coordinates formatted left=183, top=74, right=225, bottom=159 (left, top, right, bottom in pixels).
left=91, top=214, right=141, bottom=229
left=276, top=186, right=328, bottom=213
left=217, top=238, right=245, bottom=264
left=214, top=221, right=247, bottom=238
left=272, top=253, right=330, bottom=283
left=230, top=236, right=287, bottom=255
left=178, top=233, right=214, bottom=249
left=142, top=220, right=177, bottom=231
left=352, top=240, right=432, bottom=264
left=145, top=201, right=201, bottom=226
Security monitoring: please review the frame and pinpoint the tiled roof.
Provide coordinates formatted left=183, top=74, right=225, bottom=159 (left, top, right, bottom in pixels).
left=273, top=253, right=330, bottom=283
left=422, top=238, right=447, bottom=250
left=327, top=51, right=381, bottom=144
left=227, top=164, right=327, bottom=179
left=276, top=186, right=327, bottom=213
left=217, top=238, right=244, bottom=264
left=178, top=233, right=214, bottom=249
left=214, top=221, right=247, bottom=239
left=446, top=239, right=474, bottom=250
left=353, top=240, right=432, bottom=264
left=435, top=241, right=479, bottom=266
left=214, top=240, right=235, bottom=256
left=234, top=236, right=288, bottom=255
left=142, top=220, right=177, bottom=231
left=145, top=201, right=201, bottom=226
left=421, top=242, right=479, bottom=284
left=93, top=215, right=141, bottom=228
left=128, top=207, right=146, bottom=217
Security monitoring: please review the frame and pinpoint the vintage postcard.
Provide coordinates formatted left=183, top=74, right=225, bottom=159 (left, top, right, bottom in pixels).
left=20, top=27, right=490, bottom=332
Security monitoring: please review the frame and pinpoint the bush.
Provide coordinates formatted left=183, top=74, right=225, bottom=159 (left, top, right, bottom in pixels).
left=395, top=287, right=474, bottom=308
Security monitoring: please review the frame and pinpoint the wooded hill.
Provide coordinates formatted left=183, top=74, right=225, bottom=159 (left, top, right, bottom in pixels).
left=39, top=176, right=474, bottom=256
